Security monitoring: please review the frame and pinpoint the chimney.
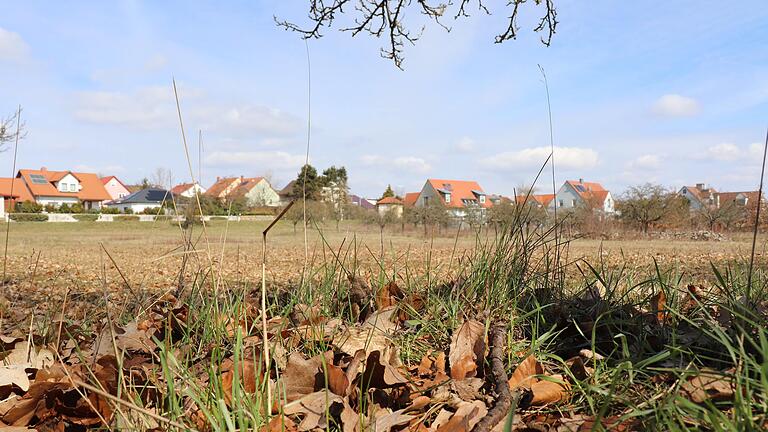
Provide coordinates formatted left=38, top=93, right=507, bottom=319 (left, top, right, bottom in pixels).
left=41, top=167, right=47, bottom=172
left=216, top=176, right=221, bottom=182
left=579, top=178, right=584, bottom=184
left=696, top=183, right=705, bottom=191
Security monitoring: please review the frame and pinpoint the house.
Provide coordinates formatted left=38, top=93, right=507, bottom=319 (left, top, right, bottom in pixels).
left=278, top=180, right=296, bottom=205
left=679, top=183, right=718, bottom=210
left=350, top=194, right=376, bottom=210
left=717, top=191, right=763, bottom=207
left=413, top=179, right=492, bottom=218
left=171, top=182, right=206, bottom=198
left=549, top=179, right=615, bottom=213
left=376, top=196, right=404, bottom=218
left=515, top=193, right=555, bottom=208
left=16, top=168, right=112, bottom=210
left=228, top=177, right=280, bottom=207
left=205, top=177, right=244, bottom=201
left=100, top=176, right=131, bottom=201
left=403, top=192, right=420, bottom=207
left=104, top=188, right=173, bottom=213
left=0, top=178, right=33, bottom=215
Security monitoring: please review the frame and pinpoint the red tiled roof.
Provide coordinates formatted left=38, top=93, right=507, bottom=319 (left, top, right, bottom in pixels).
left=426, top=179, right=491, bottom=209
left=682, top=185, right=718, bottom=204
left=17, top=168, right=111, bottom=201
left=717, top=191, right=762, bottom=205
left=171, top=183, right=195, bottom=195
left=101, top=175, right=129, bottom=190
left=377, top=196, right=403, bottom=205
left=205, top=177, right=240, bottom=199
left=403, top=192, right=419, bottom=207
left=0, top=178, right=33, bottom=201
left=515, top=193, right=555, bottom=207
left=565, top=180, right=609, bottom=205
left=229, top=177, right=266, bottom=199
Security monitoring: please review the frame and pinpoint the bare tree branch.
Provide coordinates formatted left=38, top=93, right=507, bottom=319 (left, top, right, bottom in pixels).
left=276, top=0, right=557, bottom=69
left=0, top=110, right=27, bottom=152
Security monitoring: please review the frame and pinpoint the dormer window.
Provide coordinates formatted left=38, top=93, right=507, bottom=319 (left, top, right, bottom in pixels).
left=59, top=183, right=68, bottom=192
left=69, top=184, right=76, bottom=192
left=479, top=195, right=486, bottom=204
left=445, top=193, right=451, bottom=203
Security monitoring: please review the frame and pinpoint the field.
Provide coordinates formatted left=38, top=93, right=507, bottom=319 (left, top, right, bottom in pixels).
left=2, top=219, right=768, bottom=430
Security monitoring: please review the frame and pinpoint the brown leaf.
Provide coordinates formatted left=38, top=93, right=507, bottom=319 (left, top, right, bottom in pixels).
left=361, top=350, right=408, bottom=390
left=417, top=352, right=434, bottom=376
left=650, top=290, right=668, bottom=325
left=221, top=359, right=261, bottom=404
left=325, top=363, right=349, bottom=396
left=262, top=415, right=298, bottom=432
left=435, top=401, right=486, bottom=432
left=448, top=320, right=485, bottom=380
left=373, top=408, right=414, bottom=432
left=377, top=281, right=404, bottom=309
left=680, top=370, right=735, bottom=403
left=530, top=376, right=569, bottom=405
left=283, top=390, right=346, bottom=431
left=280, top=351, right=328, bottom=402
left=507, top=355, right=543, bottom=390
left=0, top=366, right=29, bottom=392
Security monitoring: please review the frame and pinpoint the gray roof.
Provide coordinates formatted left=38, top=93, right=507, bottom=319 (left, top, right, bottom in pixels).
left=109, top=188, right=173, bottom=204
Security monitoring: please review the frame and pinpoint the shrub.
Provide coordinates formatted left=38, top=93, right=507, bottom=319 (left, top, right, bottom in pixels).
left=123, top=208, right=134, bottom=214
left=114, top=215, right=140, bottom=222
left=44, top=204, right=56, bottom=213
left=16, top=201, right=43, bottom=213
left=101, top=207, right=120, bottom=214
left=73, top=214, right=99, bottom=222
left=70, top=203, right=84, bottom=214
left=142, top=206, right=161, bottom=215
left=58, top=203, right=72, bottom=213
left=10, top=213, right=48, bottom=222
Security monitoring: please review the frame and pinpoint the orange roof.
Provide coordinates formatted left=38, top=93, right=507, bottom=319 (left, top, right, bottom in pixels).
left=0, top=178, right=33, bottom=201
left=101, top=175, right=128, bottom=189
left=565, top=180, right=609, bottom=205
left=171, top=183, right=195, bottom=195
left=717, top=191, right=762, bottom=204
left=228, top=177, right=266, bottom=199
left=205, top=177, right=240, bottom=198
left=17, top=168, right=111, bottom=201
left=377, top=196, right=403, bottom=205
left=403, top=192, right=419, bottom=207
left=426, top=179, right=491, bottom=209
left=682, top=185, right=718, bottom=203
left=516, top=193, right=555, bottom=207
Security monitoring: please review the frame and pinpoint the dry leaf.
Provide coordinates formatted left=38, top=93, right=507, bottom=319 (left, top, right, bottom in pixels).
left=373, top=408, right=414, bottom=432
left=508, top=355, right=543, bottom=390
left=650, top=290, right=668, bottom=325
left=377, top=281, right=404, bottom=309
left=680, top=369, right=735, bottom=403
left=530, top=376, right=569, bottom=405
left=0, top=366, right=29, bottom=392
left=448, top=320, right=485, bottom=381
left=361, top=350, right=408, bottom=390
left=280, top=351, right=328, bottom=402
left=263, top=415, right=298, bottom=432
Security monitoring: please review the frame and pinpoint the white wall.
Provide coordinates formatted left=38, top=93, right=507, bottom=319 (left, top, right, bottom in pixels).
left=37, top=196, right=80, bottom=207
left=244, top=180, right=280, bottom=207
left=180, top=183, right=206, bottom=198
left=107, top=203, right=162, bottom=213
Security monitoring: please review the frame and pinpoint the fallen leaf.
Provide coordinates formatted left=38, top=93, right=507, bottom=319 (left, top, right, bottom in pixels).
left=448, top=320, right=485, bottom=380
left=280, top=351, right=328, bottom=402
left=263, top=415, right=298, bottom=432
left=680, top=369, right=735, bottom=403
left=361, top=351, right=408, bottom=390
left=374, top=408, right=414, bottom=432
left=508, top=355, right=543, bottom=390
left=650, top=290, right=668, bottom=325
left=0, top=366, right=29, bottom=392
left=530, top=375, right=569, bottom=405
left=377, top=281, right=404, bottom=309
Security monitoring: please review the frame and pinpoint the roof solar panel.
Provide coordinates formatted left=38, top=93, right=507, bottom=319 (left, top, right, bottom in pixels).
left=30, top=174, right=48, bottom=184
left=575, top=185, right=586, bottom=192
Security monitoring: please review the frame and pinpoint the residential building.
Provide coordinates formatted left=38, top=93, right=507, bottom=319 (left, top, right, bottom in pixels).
left=413, top=179, right=492, bottom=218
left=100, top=176, right=131, bottom=201
left=549, top=179, right=615, bottom=213
left=205, top=177, right=244, bottom=200
left=278, top=180, right=296, bottom=205
left=0, top=178, right=33, bottom=215
left=376, top=196, right=404, bottom=218
left=104, top=188, right=173, bottom=213
left=228, top=177, right=280, bottom=207
left=16, top=168, right=111, bottom=210
left=515, top=193, right=555, bottom=208
left=171, top=182, right=206, bottom=198
left=350, top=194, right=376, bottom=210
left=679, top=183, right=718, bottom=210
left=403, top=192, right=419, bottom=207
left=717, top=191, right=763, bottom=207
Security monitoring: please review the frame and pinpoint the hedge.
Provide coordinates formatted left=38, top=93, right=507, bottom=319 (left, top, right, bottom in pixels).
left=73, top=214, right=99, bottom=222
left=10, top=213, right=48, bottom=222
left=114, top=215, right=140, bottom=222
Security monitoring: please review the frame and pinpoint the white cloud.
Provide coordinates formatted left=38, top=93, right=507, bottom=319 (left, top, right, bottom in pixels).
left=652, top=94, right=700, bottom=117
left=73, top=85, right=302, bottom=136
left=704, top=143, right=741, bottom=161
left=480, top=146, right=599, bottom=171
left=0, top=27, right=29, bottom=63
left=627, top=154, right=661, bottom=170
left=205, top=151, right=305, bottom=169
left=455, top=136, right=476, bottom=153
left=361, top=155, right=432, bottom=174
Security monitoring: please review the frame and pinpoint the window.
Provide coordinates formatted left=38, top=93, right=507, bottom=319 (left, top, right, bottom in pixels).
left=572, top=199, right=577, bottom=207
left=445, top=193, right=451, bottom=203
left=60, top=183, right=68, bottom=191
left=479, top=195, right=485, bottom=203
left=69, top=184, right=76, bottom=192
left=559, top=199, right=563, bottom=207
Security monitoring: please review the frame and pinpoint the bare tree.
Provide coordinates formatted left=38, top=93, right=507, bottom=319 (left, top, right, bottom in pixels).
left=277, top=0, right=558, bottom=69
left=617, top=183, right=689, bottom=234
left=150, top=167, right=173, bottom=189
left=0, top=110, right=26, bottom=152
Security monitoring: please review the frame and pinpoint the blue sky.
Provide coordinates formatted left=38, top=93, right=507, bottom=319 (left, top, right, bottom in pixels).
left=1, top=0, right=767, bottom=198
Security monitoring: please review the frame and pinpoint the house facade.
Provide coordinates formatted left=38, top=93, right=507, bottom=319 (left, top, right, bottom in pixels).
left=549, top=179, right=615, bottom=214
left=104, top=188, right=172, bottom=213
left=376, top=196, right=404, bottom=218
left=100, top=176, right=131, bottom=201
left=229, top=177, right=280, bottom=207
left=679, top=183, right=718, bottom=210
left=16, top=168, right=111, bottom=210
left=171, top=182, right=206, bottom=198
left=414, top=179, right=492, bottom=218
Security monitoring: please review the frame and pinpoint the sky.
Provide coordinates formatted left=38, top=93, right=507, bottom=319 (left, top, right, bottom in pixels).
left=1, top=0, right=767, bottom=198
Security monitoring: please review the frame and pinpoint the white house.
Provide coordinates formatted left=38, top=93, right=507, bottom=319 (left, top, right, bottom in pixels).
left=414, top=179, right=491, bottom=218
left=229, top=177, right=281, bottom=207
left=376, top=196, right=404, bottom=218
left=549, top=179, right=615, bottom=214
left=679, top=183, right=718, bottom=210
left=17, top=168, right=111, bottom=210
left=171, top=182, right=206, bottom=198
left=105, top=188, right=172, bottom=213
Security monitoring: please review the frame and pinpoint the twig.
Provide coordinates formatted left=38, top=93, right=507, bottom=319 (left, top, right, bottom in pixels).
left=747, top=127, right=768, bottom=299
left=2, top=105, right=22, bottom=283
left=473, top=324, right=515, bottom=432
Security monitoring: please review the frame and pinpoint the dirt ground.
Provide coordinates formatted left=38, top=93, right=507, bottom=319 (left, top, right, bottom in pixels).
left=1, top=220, right=765, bottom=303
